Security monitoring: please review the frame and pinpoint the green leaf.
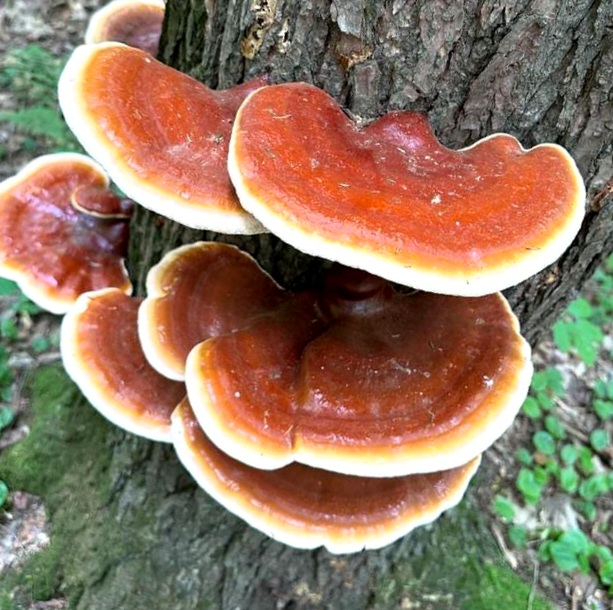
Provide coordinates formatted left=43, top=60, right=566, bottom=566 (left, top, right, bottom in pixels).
left=577, top=446, right=595, bottom=475
left=545, top=415, right=566, bottom=439
left=522, top=396, right=541, bottom=419
left=590, top=429, right=610, bottom=452
left=30, top=336, right=50, bottom=353
left=0, top=318, right=18, bottom=340
left=493, top=495, right=516, bottom=522
left=0, top=480, right=7, bottom=508
left=579, top=474, right=610, bottom=501
left=559, top=467, right=579, bottom=493
left=553, top=320, right=572, bottom=352
left=594, top=399, right=613, bottom=420
left=516, top=447, right=534, bottom=465
left=536, top=391, right=555, bottom=410
left=543, top=368, right=565, bottom=395
left=568, top=298, right=593, bottom=319
left=508, top=525, right=527, bottom=549
left=531, top=371, right=549, bottom=392
left=0, top=407, right=14, bottom=432
left=533, top=430, right=556, bottom=455
left=516, top=468, right=543, bottom=504
left=560, top=444, right=578, bottom=465
left=0, top=278, right=18, bottom=296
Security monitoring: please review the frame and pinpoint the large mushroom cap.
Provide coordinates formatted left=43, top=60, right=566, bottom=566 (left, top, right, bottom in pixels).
left=185, top=264, right=532, bottom=477
left=85, top=0, right=165, bottom=55
left=0, top=153, right=132, bottom=314
left=228, top=82, right=585, bottom=296
left=139, top=242, right=286, bottom=380
left=58, top=42, right=267, bottom=233
left=61, top=288, right=185, bottom=442
left=172, top=399, right=481, bottom=553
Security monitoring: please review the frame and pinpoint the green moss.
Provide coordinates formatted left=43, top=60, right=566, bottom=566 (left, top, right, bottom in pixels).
left=372, top=502, right=551, bottom=610
left=0, top=366, right=116, bottom=608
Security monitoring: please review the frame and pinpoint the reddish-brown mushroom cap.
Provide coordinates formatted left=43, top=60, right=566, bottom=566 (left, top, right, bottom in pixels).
left=71, top=185, right=134, bottom=218
left=61, top=288, right=185, bottom=442
left=185, top=265, right=532, bottom=477
left=228, top=82, right=585, bottom=296
left=85, top=0, right=165, bottom=55
left=139, top=242, right=286, bottom=380
left=0, top=153, right=132, bottom=314
left=58, top=42, right=267, bottom=233
left=172, top=399, right=481, bottom=553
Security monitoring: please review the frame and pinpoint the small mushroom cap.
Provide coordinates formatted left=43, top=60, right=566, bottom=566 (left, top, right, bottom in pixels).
left=0, top=153, right=132, bottom=314
left=71, top=185, right=134, bottom=218
left=186, top=266, right=532, bottom=477
left=85, top=0, right=165, bottom=55
left=58, top=42, right=267, bottom=233
left=139, top=242, right=286, bottom=380
left=172, top=399, right=481, bottom=553
left=228, top=82, right=586, bottom=296
left=61, top=288, right=185, bottom=442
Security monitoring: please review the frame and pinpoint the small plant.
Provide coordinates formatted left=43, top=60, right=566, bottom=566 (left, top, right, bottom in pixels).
left=552, top=298, right=604, bottom=366
left=0, top=44, right=80, bottom=152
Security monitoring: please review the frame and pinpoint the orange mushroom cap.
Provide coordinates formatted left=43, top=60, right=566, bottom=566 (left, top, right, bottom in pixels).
left=139, top=242, right=286, bottom=380
left=228, top=82, right=585, bottom=296
left=85, top=0, right=165, bottom=55
left=173, top=399, right=481, bottom=553
left=61, top=288, right=185, bottom=442
left=0, top=153, right=132, bottom=314
left=58, top=42, right=267, bottom=233
left=185, top=264, right=532, bottom=477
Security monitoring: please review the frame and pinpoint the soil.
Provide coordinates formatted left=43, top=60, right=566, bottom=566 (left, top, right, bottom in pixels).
left=0, top=2, right=611, bottom=610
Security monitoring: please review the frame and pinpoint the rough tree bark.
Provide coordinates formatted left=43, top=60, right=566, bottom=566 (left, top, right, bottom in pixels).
left=6, top=2, right=611, bottom=610
left=123, top=2, right=613, bottom=609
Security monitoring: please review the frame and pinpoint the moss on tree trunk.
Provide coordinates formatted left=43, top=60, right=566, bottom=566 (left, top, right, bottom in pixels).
left=1, top=367, right=552, bottom=610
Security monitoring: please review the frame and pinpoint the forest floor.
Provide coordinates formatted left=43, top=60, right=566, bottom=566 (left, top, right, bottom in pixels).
left=0, top=2, right=612, bottom=610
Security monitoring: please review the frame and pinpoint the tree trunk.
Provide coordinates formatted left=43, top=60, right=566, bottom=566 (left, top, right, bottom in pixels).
left=130, top=0, right=613, bottom=345
left=5, top=2, right=612, bottom=610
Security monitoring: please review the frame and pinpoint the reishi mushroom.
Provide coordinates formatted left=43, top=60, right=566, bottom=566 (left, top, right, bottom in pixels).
left=58, top=276, right=483, bottom=552
left=0, top=153, right=132, bottom=314
left=184, top=262, right=532, bottom=476
left=139, top=242, right=286, bottom=380
left=228, top=82, right=586, bottom=296
left=58, top=42, right=267, bottom=233
left=61, top=288, right=185, bottom=442
left=85, top=0, right=165, bottom=55
left=173, top=399, right=481, bottom=553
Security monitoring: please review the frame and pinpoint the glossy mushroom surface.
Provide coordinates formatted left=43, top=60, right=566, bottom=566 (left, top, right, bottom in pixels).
left=139, top=242, right=286, bottom=380
left=186, top=265, right=533, bottom=477
left=58, top=42, right=267, bottom=233
left=0, top=153, right=132, bottom=314
left=173, top=399, right=481, bottom=553
left=85, top=0, right=165, bottom=55
left=229, top=82, right=585, bottom=296
left=61, top=288, right=185, bottom=442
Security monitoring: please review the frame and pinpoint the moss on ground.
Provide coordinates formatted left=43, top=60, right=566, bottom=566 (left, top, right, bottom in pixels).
left=0, top=365, right=120, bottom=608
left=0, top=366, right=552, bottom=610
left=371, top=500, right=551, bottom=610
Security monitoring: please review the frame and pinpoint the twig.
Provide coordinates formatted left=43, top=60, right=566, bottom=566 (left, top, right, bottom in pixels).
left=527, top=560, right=539, bottom=610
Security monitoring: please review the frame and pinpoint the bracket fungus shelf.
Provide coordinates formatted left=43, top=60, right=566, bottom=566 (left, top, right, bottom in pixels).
left=228, top=82, right=586, bottom=296
left=0, top=153, right=132, bottom=314
left=182, top=257, right=533, bottom=477
left=58, top=42, right=267, bottom=233
left=58, top=275, right=483, bottom=553
left=173, top=400, right=481, bottom=554
left=139, top=242, right=286, bottom=381
left=61, top=288, right=185, bottom=442
left=85, top=0, right=165, bottom=55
